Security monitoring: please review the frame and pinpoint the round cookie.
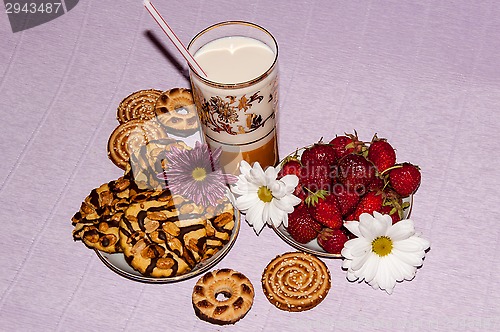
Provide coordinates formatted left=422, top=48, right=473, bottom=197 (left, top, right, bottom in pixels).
left=261, top=252, right=331, bottom=312
left=119, top=193, right=208, bottom=277
left=192, top=269, right=254, bottom=325
left=107, top=118, right=168, bottom=170
left=124, top=138, right=191, bottom=192
left=72, top=177, right=131, bottom=253
left=154, top=88, right=200, bottom=136
left=117, top=89, right=163, bottom=124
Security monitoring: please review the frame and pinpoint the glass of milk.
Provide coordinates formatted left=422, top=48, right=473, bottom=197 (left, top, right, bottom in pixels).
left=188, top=21, right=279, bottom=175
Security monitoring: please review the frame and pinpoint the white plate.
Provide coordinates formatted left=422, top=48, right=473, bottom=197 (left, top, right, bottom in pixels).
left=272, top=195, right=413, bottom=258
left=95, top=192, right=240, bottom=283
left=272, top=147, right=413, bottom=258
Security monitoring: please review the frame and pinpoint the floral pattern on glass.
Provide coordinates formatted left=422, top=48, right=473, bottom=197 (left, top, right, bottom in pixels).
left=193, top=87, right=270, bottom=135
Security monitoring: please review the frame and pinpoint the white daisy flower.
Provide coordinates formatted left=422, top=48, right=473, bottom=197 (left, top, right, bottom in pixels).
left=231, top=161, right=301, bottom=234
left=341, top=211, right=430, bottom=294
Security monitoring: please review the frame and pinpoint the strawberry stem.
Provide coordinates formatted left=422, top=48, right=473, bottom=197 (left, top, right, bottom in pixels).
left=379, top=164, right=403, bottom=176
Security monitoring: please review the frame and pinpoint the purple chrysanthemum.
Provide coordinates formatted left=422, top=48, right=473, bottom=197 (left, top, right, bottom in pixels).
left=160, top=141, right=237, bottom=207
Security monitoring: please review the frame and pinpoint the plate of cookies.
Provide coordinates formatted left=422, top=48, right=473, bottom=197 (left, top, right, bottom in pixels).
left=94, top=189, right=241, bottom=284
left=71, top=88, right=241, bottom=283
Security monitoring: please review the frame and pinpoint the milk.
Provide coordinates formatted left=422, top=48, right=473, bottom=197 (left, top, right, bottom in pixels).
left=194, top=36, right=276, bottom=84
left=188, top=23, right=279, bottom=175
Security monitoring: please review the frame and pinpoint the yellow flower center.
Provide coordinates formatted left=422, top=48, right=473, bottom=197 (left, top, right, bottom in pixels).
left=191, top=167, right=207, bottom=182
left=257, top=186, right=273, bottom=203
left=371, top=236, right=393, bottom=257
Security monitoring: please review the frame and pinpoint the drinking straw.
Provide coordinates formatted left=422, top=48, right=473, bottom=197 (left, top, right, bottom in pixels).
left=143, top=0, right=207, bottom=78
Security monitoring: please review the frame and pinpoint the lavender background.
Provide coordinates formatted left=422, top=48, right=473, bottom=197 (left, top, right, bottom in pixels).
left=1, top=0, right=499, bottom=331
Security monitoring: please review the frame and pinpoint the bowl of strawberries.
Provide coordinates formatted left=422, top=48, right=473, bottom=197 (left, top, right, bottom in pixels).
left=273, top=132, right=421, bottom=258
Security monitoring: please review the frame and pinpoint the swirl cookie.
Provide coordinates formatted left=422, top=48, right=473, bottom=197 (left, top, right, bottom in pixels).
left=124, top=138, right=190, bottom=192
left=154, top=88, right=200, bottom=136
left=119, top=193, right=208, bottom=277
left=117, top=89, right=163, bottom=124
left=261, top=252, right=331, bottom=312
left=107, top=118, right=168, bottom=170
left=192, top=269, right=254, bottom=325
left=72, top=177, right=131, bottom=253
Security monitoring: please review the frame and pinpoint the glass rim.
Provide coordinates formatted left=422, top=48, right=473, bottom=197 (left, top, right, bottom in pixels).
left=187, top=21, right=279, bottom=89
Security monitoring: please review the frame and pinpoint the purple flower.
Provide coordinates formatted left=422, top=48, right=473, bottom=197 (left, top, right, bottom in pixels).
left=159, top=141, right=237, bottom=207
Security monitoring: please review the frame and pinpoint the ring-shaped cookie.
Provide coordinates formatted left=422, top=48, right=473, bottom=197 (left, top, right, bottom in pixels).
left=192, top=269, right=254, bottom=325
left=154, top=88, right=200, bottom=136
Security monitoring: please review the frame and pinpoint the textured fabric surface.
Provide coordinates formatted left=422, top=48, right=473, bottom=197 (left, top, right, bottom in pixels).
left=1, top=0, right=499, bottom=331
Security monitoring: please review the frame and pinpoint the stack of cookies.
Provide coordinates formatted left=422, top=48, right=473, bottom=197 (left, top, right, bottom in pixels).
left=71, top=89, right=235, bottom=278
left=107, top=88, right=200, bottom=170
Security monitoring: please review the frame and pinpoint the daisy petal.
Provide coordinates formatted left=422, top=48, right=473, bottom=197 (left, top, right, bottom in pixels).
left=386, top=219, right=415, bottom=241
left=359, top=216, right=376, bottom=240
left=274, top=195, right=300, bottom=212
left=236, top=192, right=259, bottom=211
left=372, top=212, right=391, bottom=236
left=344, top=221, right=361, bottom=238
left=351, top=251, right=371, bottom=271
left=246, top=201, right=265, bottom=229
left=262, top=204, right=270, bottom=225
left=391, top=248, right=425, bottom=267
left=280, top=174, right=299, bottom=190
left=385, top=254, right=405, bottom=282
left=376, top=258, right=397, bottom=293
left=268, top=206, right=285, bottom=227
left=282, top=213, right=289, bottom=228
left=346, top=238, right=371, bottom=257
left=239, top=160, right=252, bottom=176
left=249, top=162, right=266, bottom=185
left=413, top=234, right=431, bottom=250
left=346, top=271, right=358, bottom=282
left=394, top=236, right=430, bottom=252
left=356, top=253, right=379, bottom=283
left=342, top=255, right=353, bottom=268
left=264, top=164, right=278, bottom=182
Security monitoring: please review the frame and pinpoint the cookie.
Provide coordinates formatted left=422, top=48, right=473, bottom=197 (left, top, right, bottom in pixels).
left=107, top=118, right=168, bottom=170
left=116, top=89, right=163, bottom=124
left=124, top=138, right=190, bottom=192
left=261, top=252, right=331, bottom=312
left=72, top=177, right=131, bottom=253
left=154, top=88, right=200, bottom=136
left=192, top=269, right=254, bottom=325
left=119, top=193, right=208, bottom=277
left=203, top=199, right=235, bottom=260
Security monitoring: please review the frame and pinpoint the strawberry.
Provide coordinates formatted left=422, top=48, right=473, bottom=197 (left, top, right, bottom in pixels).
left=286, top=205, right=322, bottom=243
left=366, top=176, right=385, bottom=192
left=300, top=160, right=332, bottom=192
left=306, top=190, right=343, bottom=229
left=301, top=140, right=337, bottom=165
left=332, top=183, right=360, bottom=217
left=367, top=135, right=396, bottom=173
left=389, top=163, right=421, bottom=197
left=348, top=191, right=384, bottom=221
left=278, top=156, right=302, bottom=179
left=317, top=228, right=349, bottom=254
left=329, top=131, right=366, bottom=160
left=337, top=154, right=376, bottom=194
